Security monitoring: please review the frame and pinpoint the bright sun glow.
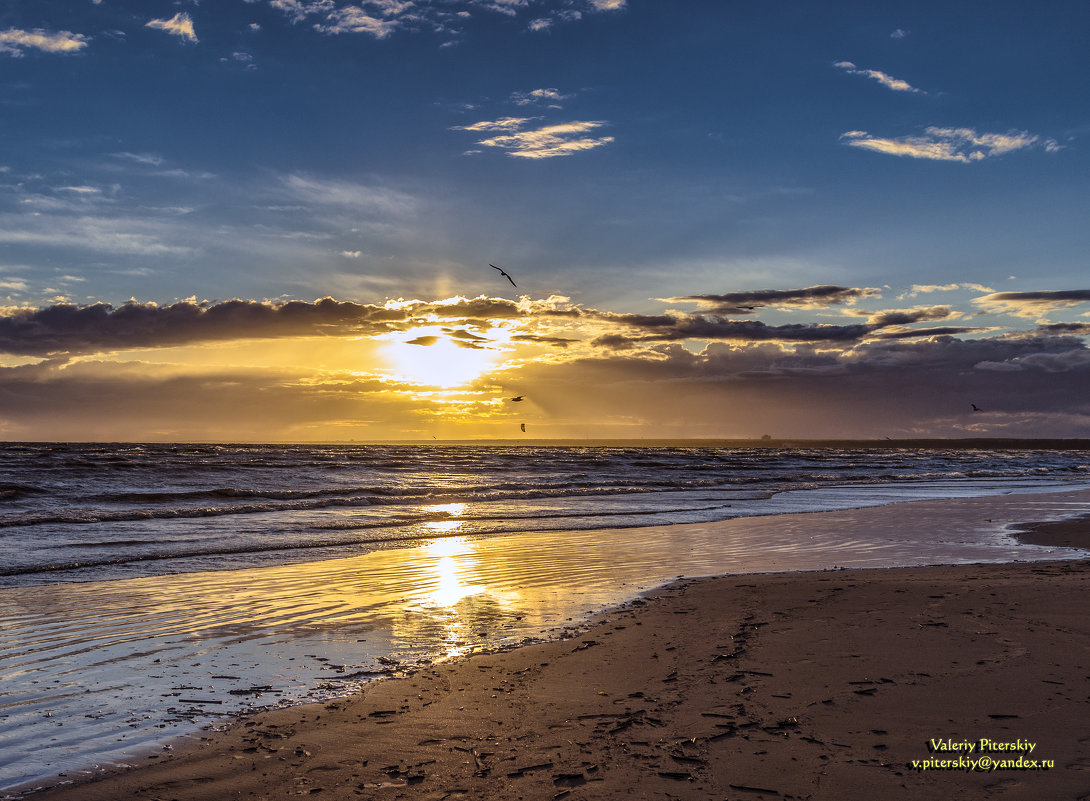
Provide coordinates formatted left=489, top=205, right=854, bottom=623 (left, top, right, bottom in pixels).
left=380, top=328, right=506, bottom=388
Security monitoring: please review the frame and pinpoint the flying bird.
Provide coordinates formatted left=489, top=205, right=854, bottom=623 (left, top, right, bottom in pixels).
left=508, top=395, right=524, bottom=402
left=490, top=263, right=517, bottom=288
left=971, top=403, right=983, bottom=412
left=520, top=423, right=526, bottom=433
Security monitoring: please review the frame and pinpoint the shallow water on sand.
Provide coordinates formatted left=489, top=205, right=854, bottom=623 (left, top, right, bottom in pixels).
left=3, top=487, right=1090, bottom=794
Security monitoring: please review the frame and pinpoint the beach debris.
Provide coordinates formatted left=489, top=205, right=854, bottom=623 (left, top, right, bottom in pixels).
left=507, top=761, right=553, bottom=778
left=729, top=783, right=781, bottom=795
left=657, top=771, right=693, bottom=781
left=552, top=772, right=587, bottom=787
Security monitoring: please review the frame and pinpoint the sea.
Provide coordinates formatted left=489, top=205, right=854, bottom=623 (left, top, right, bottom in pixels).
left=2, top=442, right=1090, bottom=793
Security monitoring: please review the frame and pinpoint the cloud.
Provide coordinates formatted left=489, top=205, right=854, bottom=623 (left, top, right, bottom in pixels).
left=453, top=117, right=535, bottom=132
left=146, top=13, right=199, bottom=43
left=834, top=61, right=922, bottom=93
left=511, top=88, right=569, bottom=106
left=468, top=120, right=614, bottom=159
left=974, top=290, right=1090, bottom=318
left=668, top=285, right=882, bottom=314
left=0, top=298, right=419, bottom=357
left=314, top=6, right=400, bottom=37
left=0, top=28, right=90, bottom=57
left=0, top=295, right=535, bottom=357
left=841, top=127, right=1053, bottom=162
left=4, top=287, right=1090, bottom=439
left=904, top=283, right=993, bottom=297
left=890, top=28, right=908, bottom=39
left=279, top=174, right=417, bottom=216
left=222, top=51, right=257, bottom=69
left=260, top=0, right=625, bottom=38
left=860, top=306, right=953, bottom=327
left=1036, top=322, right=1090, bottom=335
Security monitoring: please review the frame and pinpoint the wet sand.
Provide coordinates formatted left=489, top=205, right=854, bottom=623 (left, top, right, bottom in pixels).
left=25, top=516, right=1090, bottom=801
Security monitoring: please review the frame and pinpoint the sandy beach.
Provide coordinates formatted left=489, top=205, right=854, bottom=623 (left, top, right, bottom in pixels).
left=23, top=514, right=1090, bottom=801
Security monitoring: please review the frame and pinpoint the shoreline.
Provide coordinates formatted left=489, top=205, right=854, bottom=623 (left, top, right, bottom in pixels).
left=18, top=516, right=1090, bottom=801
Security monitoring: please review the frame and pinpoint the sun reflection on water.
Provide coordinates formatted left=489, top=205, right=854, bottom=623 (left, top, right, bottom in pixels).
left=423, top=502, right=468, bottom=517
left=422, top=536, right=484, bottom=607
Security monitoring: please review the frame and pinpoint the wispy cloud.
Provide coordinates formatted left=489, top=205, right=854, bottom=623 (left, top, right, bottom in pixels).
left=841, top=127, right=1055, bottom=163
left=511, top=88, right=569, bottom=107
left=454, top=117, right=534, bottom=133
left=314, top=7, right=400, bottom=37
left=146, top=13, right=199, bottom=43
left=0, top=28, right=90, bottom=57
left=468, top=120, right=614, bottom=159
left=834, top=61, right=922, bottom=93
left=260, top=0, right=624, bottom=38
left=279, top=174, right=418, bottom=217
left=904, top=282, right=993, bottom=297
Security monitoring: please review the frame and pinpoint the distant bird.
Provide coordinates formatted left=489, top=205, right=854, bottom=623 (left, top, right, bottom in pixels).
left=508, top=396, right=524, bottom=402
left=520, top=423, right=526, bottom=433
left=490, top=263, right=517, bottom=288
left=971, top=403, right=983, bottom=412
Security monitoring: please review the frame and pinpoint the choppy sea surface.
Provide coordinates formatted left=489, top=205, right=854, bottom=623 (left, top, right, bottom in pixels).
left=3, top=442, right=1090, bottom=794
left=3, top=442, right=1090, bottom=588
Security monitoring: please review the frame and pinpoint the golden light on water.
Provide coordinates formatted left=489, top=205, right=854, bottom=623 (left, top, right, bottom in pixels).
left=422, top=536, right=485, bottom=607
left=423, top=502, right=469, bottom=517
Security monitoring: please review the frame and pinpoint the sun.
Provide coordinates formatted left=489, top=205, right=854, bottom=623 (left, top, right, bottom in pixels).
left=380, top=327, right=505, bottom=388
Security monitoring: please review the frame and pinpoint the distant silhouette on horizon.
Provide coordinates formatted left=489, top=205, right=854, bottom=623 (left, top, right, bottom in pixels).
left=490, top=263, right=517, bottom=287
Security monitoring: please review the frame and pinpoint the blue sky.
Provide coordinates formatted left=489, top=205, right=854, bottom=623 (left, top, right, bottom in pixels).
left=1, top=0, right=1088, bottom=440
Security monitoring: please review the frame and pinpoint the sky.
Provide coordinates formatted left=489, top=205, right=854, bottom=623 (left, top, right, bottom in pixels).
left=1, top=0, right=1088, bottom=441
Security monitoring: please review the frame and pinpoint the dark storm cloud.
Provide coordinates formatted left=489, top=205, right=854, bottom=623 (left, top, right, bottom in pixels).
left=0, top=298, right=412, bottom=357
left=863, top=306, right=952, bottom=327
left=592, top=318, right=875, bottom=349
left=667, top=285, right=882, bottom=314
left=871, top=326, right=984, bottom=340
left=976, top=289, right=1090, bottom=316
left=513, top=332, right=1090, bottom=438
left=1036, top=322, right=1090, bottom=335
left=982, top=290, right=1090, bottom=303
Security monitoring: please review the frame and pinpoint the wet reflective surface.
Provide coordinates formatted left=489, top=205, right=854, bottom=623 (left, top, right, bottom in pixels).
left=2, top=487, right=1089, bottom=792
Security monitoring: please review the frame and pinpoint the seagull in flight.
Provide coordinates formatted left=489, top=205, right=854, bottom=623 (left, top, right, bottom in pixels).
left=971, top=403, right=983, bottom=412
left=508, top=395, right=524, bottom=402
left=490, top=263, right=517, bottom=288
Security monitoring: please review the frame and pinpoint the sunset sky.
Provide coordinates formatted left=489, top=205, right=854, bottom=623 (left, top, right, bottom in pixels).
left=1, top=0, right=1088, bottom=441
